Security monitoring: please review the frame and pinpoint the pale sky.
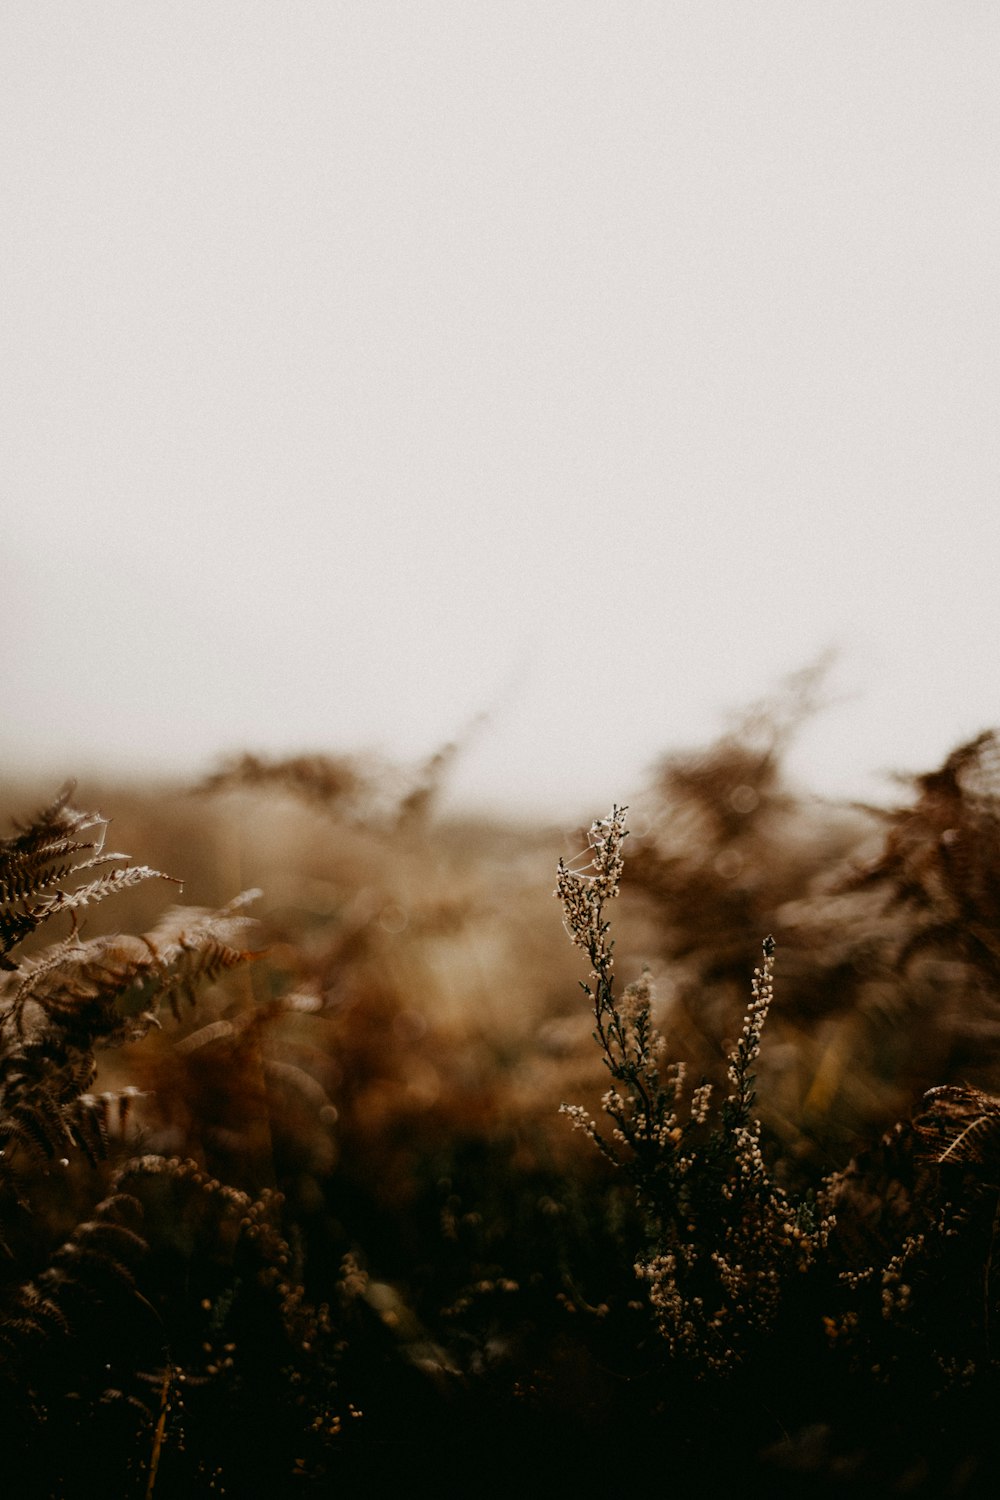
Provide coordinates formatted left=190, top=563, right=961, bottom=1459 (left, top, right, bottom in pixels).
left=2, top=3, right=998, bottom=817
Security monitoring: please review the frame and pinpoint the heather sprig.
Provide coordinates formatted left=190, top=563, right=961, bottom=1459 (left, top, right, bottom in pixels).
left=558, top=812, right=826, bottom=1374
left=556, top=809, right=686, bottom=1166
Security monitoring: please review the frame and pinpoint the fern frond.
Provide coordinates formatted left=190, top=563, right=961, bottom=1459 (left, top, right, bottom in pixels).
left=22, top=863, right=171, bottom=927
left=92, top=1190, right=145, bottom=1225
left=37, top=1199, right=147, bottom=1310
left=842, top=732, right=1000, bottom=982
left=5, top=782, right=99, bottom=851
left=10, top=1286, right=70, bottom=1337
left=0, top=785, right=175, bottom=967
left=914, top=1084, right=1000, bottom=1172
left=8, top=935, right=161, bottom=1034
left=71, top=1219, right=147, bottom=1259
left=139, top=891, right=264, bottom=1019
left=0, top=852, right=87, bottom=906
left=0, top=805, right=257, bottom=1177
left=1, top=894, right=261, bottom=1062
left=0, top=1095, right=73, bottom=1159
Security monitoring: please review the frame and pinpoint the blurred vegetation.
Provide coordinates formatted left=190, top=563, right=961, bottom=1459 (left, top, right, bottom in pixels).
left=5, top=678, right=1000, bottom=1495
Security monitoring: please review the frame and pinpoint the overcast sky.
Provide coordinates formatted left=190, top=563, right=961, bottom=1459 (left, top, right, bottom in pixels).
left=2, top=3, right=998, bottom=817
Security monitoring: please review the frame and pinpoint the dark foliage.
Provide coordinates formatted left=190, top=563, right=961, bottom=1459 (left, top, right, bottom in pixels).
left=7, top=713, right=1000, bottom=1496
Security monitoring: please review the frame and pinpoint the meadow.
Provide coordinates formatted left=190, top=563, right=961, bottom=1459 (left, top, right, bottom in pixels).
left=4, top=681, right=1000, bottom=1496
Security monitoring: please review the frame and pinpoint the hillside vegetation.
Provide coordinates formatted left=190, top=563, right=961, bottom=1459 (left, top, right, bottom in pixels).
left=4, top=691, right=1000, bottom=1496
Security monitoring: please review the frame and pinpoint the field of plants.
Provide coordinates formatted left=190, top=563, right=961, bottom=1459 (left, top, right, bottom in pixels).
left=4, top=682, right=1000, bottom=1496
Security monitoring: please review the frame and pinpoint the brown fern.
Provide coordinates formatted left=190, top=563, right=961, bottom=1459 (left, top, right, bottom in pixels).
left=0, top=782, right=172, bottom=968
left=913, top=1083, right=1000, bottom=1175
left=845, top=731, right=1000, bottom=978
left=0, top=787, right=263, bottom=1221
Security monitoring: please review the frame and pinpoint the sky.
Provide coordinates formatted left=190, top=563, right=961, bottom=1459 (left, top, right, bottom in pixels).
left=2, top=3, right=998, bottom=818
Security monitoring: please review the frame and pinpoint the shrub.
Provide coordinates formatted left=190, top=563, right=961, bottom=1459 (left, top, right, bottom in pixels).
left=557, top=799, right=1000, bottom=1494
left=557, top=810, right=827, bottom=1374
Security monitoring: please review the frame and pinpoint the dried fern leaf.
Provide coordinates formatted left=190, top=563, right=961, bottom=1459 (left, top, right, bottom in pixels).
left=914, top=1084, right=1000, bottom=1171
left=0, top=786, right=175, bottom=966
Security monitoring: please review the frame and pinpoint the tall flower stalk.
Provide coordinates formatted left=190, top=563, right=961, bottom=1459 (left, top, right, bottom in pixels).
left=557, top=811, right=828, bottom=1374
